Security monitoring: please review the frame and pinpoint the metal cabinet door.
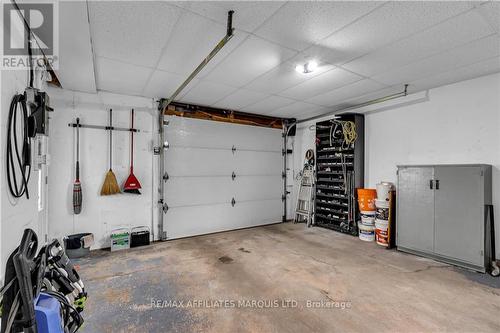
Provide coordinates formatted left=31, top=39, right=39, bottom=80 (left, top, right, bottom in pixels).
left=397, top=167, right=435, bottom=253
left=434, top=166, right=483, bottom=266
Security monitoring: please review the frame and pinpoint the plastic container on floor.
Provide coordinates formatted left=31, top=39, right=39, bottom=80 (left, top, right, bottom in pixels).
left=375, top=219, right=389, bottom=247
left=375, top=199, right=389, bottom=209
left=357, top=188, right=377, bottom=212
left=111, top=228, right=130, bottom=251
left=360, top=212, right=376, bottom=226
left=64, top=233, right=94, bottom=259
left=358, top=222, right=375, bottom=242
left=376, top=182, right=394, bottom=202
left=375, top=206, right=390, bottom=221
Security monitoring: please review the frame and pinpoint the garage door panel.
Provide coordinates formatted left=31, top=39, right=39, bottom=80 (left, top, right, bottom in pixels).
left=165, top=204, right=233, bottom=239
left=165, top=177, right=234, bottom=207
left=232, top=199, right=282, bottom=226
left=164, top=117, right=283, bottom=239
left=233, top=151, right=282, bottom=175
left=166, top=199, right=282, bottom=240
left=166, top=116, right=282, bottom=151
left=233, top=176, right=282, bottom=201
left=165, top=148, right=234, bottom=176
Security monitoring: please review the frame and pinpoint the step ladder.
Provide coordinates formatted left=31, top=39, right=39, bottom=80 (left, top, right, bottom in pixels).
left=295, top=164, right=315, bottom=227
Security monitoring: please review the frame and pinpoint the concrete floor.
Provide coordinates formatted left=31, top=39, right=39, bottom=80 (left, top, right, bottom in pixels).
left=76, top=223, right=500, bottom=333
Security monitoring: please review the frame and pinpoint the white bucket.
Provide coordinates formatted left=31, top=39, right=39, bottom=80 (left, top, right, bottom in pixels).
left=360, top=212, right=375, bottom=226
left=376, top=182, right=394, bottom=202
left=375, top=219, right=389, bottom=247
left=358, top=222, right=375, bottom=242
left=375, top=199, right=389, bottom=209
left=376, top=207, right=389, bottom=221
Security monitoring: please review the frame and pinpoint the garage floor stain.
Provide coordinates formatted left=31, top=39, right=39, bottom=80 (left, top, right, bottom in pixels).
left=75, top=223, right=500, bottom=333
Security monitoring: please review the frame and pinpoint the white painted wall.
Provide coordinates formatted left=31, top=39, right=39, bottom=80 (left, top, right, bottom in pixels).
left=0, top=69, right=46, bottom=278
left=292, top=73, right=500, bottom=258
left=47, top=89, right=157, bottom=249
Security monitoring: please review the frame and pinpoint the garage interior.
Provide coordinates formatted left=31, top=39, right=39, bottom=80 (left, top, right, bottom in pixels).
left=1, top=1, right=500, bottom=332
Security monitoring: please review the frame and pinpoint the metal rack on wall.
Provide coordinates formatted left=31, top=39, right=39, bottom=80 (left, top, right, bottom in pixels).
left=314, top=113, right=364, bottom=235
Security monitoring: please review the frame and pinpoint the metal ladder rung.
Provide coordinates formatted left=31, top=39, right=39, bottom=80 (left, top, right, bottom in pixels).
left=295, top=164, right=315, bottom=227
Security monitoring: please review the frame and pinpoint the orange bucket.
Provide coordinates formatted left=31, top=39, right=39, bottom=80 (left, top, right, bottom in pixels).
left=357, top=189, right=377, bottom=212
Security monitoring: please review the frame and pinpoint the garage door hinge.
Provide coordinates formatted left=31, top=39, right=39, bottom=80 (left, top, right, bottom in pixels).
left=231, top=197, right=236, bottom=207
left=158, top=199, right=169, bottom=213
left=282, top=171, right=286, bottom=179
left=163, top=172, right=169, bottom=181
left=231, top=171, right=236, bottom=180
left=153, top=146, right=161, bottom=155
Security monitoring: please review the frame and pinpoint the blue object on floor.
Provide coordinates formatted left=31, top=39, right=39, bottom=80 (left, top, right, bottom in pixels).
left=35, top=293, right=64, bottom=333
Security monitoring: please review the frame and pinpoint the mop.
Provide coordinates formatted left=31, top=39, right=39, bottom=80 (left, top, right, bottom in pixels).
left=123, top=109, right=142, bottom=194
left=73, top=118, right=82, bottom=213
left=100, top=109, right=121, bottom=196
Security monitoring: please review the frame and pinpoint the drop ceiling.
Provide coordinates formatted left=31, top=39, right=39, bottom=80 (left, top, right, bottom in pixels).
left=58, top=1, right=500, bottom=119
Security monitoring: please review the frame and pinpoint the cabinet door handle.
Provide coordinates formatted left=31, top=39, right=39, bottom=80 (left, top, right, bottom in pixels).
left=429, top=179, right=434, bottom=189
left=435, top=179, right=440, bottom=190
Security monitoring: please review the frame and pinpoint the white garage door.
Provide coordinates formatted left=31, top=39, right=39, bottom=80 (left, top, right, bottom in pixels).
left=164, top=116, right=283, bottom=239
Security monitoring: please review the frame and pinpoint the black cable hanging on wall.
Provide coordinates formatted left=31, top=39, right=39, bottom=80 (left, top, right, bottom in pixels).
left=5, top=0, right=37, bottom=199
left=6, top=94, right=35, bottom=199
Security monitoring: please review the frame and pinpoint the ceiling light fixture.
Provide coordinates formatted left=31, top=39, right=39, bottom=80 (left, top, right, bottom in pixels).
left=295, top=60, right=318, bottom=74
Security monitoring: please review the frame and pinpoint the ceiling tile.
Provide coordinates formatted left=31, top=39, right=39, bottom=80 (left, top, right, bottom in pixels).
left=330, top=86, right=403, bottom=111
left=95, top=57, right=152, bottom=96
left=57, top=1, right=96, bottom=93
left=279, top=67, right=363, bottom=100
left=289, top=106, right=331, bottom=121
left=269, top=102, right=325, bottom=117
left=409, top=56, right=500, bottom=91
left=203, top=35, right=297, bottom=87
left=245, top=60, right=335, bottom=94
left=179, top=80, right=237, bottom=106
left=89, top=2, right=181, bottom=67
left=313, top=1, right=474, bottom=65
left=342, top=10, right=493, bottom=77
left=142, top=70, right=197, bottom=99
left=306, top=79, right=387, bottom=107
left=476, top=1, right=500, bottom=33
left=242, top=95, right=296, bottom=115
left=182, top=1, right=285, bottom=32
left=372, top=35, right=500, bottom=86
left=157, top=11, right=227, bottom=76
left=213, top=89, right=269, bottom=110
left=254, top=1, right=383, bottom=51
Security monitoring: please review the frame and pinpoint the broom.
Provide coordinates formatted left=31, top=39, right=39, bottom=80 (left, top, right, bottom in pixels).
left=73, top=118, right=82, bottom=214
left=123, top=109, right=142, bottom=194
left=100, top=109, right=121, bottom=195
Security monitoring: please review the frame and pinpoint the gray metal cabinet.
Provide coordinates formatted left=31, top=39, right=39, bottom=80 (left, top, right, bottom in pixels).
left=397, top=164, right=492, bottom=272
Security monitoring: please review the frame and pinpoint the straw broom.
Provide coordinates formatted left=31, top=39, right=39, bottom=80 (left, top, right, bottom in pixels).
left=101, top=109, right=121, bottom=195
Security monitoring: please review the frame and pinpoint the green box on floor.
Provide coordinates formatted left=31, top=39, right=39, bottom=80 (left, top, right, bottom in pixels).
left=110, top=228, right=130, bottom=251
